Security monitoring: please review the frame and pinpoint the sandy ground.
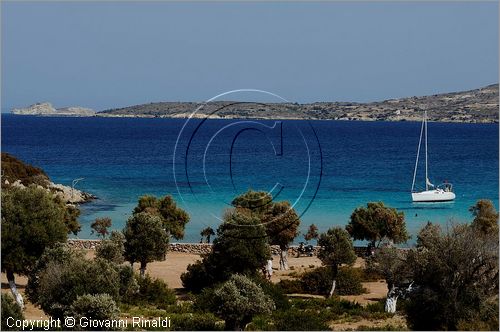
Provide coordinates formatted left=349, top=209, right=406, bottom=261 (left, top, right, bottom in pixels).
left=2, top=252, right=388, bottom=321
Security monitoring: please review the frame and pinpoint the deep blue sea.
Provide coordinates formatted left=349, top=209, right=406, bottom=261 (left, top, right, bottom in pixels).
left=2, top=114, right=498, bottom=244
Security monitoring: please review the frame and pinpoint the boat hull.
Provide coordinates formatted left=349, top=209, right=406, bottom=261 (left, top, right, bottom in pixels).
left=412, top=190, right=456, bottom=202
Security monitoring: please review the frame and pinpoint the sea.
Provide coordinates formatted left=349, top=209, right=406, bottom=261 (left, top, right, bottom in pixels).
left=1, top=114, right=498, bottom=245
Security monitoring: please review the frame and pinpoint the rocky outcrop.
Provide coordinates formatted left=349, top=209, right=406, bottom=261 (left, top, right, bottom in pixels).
left=12, top=102, right=95, bottom=117
left=7, top=179, right=96, bottom=204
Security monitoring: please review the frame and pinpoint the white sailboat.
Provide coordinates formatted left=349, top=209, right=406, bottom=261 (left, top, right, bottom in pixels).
left=411, top=110, right=455, bottom=202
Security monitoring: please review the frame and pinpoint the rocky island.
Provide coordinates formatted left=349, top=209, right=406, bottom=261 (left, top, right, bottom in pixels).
left=97, top=84, right=499, bottom=123
left=12, top=102, right=95, bottom=117
left=11, top=84, right=499, bottom=122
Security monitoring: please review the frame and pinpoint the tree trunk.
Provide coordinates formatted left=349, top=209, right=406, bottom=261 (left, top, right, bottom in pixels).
left=279, top=246, right=289, bottom=270
left=328, top=279, right=336, bottom=298
left=7, top=270, right=24, bottom=309
left=207, top=235, right=211, bottom=243
left=385, top=285, right=398, bottom=313
left=139, top=261, right=147, bottom=277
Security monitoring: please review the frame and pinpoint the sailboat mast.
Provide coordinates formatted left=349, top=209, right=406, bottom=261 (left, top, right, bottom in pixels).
left=411, top=112, right=425, bottom=192
left=425, top=110, right=428, bottom=191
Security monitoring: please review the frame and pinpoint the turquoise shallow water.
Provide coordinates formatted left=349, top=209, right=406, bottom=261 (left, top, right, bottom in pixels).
left=2, top=114, right=498, bottom=244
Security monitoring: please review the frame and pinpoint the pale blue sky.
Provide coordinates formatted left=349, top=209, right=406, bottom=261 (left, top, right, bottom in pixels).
left=2, top=1, right=498, bottom=111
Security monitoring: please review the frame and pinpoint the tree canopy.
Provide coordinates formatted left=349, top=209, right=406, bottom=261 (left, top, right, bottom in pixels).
left=133, top=195, right=190, bottom=240
left=181, top=210, right=271, bottom=292
left=209, top=274, right=275, bottom=330
left=200, top=226, right=215, bottom=243
left=304, top=224, right=319, bottom=242
left=470, top=199, right=499, bottom=235
left=123, top=212, right=169, bottom=276
left=317, top=227, right=356, bottom=297
left=404, top=222, right=499, bottom=330
left=91, top=217, right=112, bottom=239
left=231, top=190, right=300, bottom=270
left=346, top=202, right=409, bottom=247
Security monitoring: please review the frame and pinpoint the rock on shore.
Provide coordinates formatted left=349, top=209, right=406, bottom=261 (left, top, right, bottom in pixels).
left=12, top=102, right=95, bottom=117
left=7, top=179, right=96, bottom=204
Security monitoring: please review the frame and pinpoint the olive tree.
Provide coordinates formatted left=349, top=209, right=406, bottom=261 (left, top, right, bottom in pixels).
left=211, top=274, right=275, bottom=330
left=304, top=224, right=319, bottom=243
left=133, top=195, right=190, bottom=240
left=470, top=199, right=499, bottom=235
left=366, top=247, right=412, bottom=313
left=95, top=231, right=125, bottom=264
left=231, top=190, right=300, bottom=270
left=91, top=217, right=112, bottom=239
left=123, top=212, right=169, bottom=277
left=404, top=222, right=499, bottom=330
left=181, top=211, right=271, bottom=292
left=346, top=202, right=409, bottom=247
left=264, top=202, right=300, bottom=270
left=1, top=186, right=76, bottom=309
left=317, top=227, right=356, bottom=297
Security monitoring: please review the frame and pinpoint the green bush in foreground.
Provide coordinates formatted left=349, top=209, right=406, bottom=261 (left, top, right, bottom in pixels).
left=34, top=257, right=121, bottom=319
left=68, top=294, right=120, bottom=331
left=279, top=267, right=365, bottom=296
left=169, top=313, right=222, bottom=331
left=1, top=293, right=24, bottom=331
left=272, top=308, right=331, bottom=331
left=209, top=274, right=275, bottom=330
left=131, top=274, right=176, bottom=309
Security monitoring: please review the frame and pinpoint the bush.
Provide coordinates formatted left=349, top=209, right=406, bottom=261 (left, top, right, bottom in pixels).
left=272, top=308, right=330, bottom=331
left=277, top=279, right=303, bottom=294
left=34, top=257, right=121, bottom=319
left=170, top=313, right=222, bottom=331
left=130, top=275, right=176, bottom=309
left=209, top=274, right=275, bottom=330
left=300, top=266, right=332, bottom=295
left=336, top=267, right=366, bottom=295
left=68, top=294, right=120, bottom=330
left=252, top=276, right=290, bottom=310
left=300, top=266, right=365, bottom=296
left=1, top=294, right=24, bottom=331
left=95, top=231, right=125, bottom=264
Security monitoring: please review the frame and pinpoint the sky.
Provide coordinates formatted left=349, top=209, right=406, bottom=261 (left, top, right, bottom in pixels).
left=1, top=1, right=498, bottom=111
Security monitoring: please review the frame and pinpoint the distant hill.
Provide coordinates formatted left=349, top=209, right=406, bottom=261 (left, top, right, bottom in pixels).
left=12, top=102, right=95, bottom=116
left=98, top=84, right=498, bottom=123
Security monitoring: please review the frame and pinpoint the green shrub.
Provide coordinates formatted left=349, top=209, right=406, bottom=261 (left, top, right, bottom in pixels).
left=1, top=294, right=24, bottom=331
left=272, top=308, right=330, bottom=331
left=35, top=257, right=121, bottom=319
left=277, top=279, right=303, bottom=294
left=170, top=313, right=222, bottom=331
left=208, top=274, right=275, bottom=330
left=95, top=231, right=125, bottom=264
left=300, top=266, right=365, bottom=296
left=300, top=266, right=332, bottom=295
left=336, top=267, right=366, bottom=295
left=132, top=275, right=176, bottom=309
left=68, top=294, right=120, bottom=330
left=356, top=324, right=406, bottom=331
left=252, top=276, right=290, bottom=310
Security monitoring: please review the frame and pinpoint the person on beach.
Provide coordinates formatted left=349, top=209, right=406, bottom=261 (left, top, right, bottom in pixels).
left=266, top=259, right=273, bottom=280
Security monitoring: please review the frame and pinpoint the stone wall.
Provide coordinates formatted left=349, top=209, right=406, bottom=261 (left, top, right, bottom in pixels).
left=67, top=239, right=368, bottom=257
